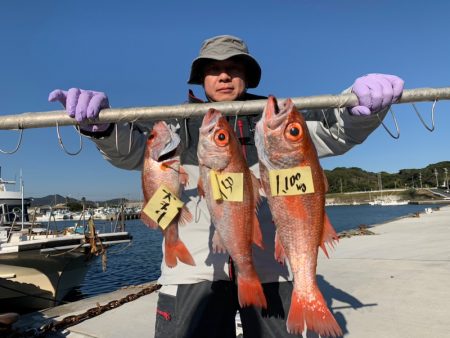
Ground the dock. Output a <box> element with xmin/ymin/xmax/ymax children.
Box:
<box><xmin>8</xmin><ymin>206</ymin><xmax>450</xmax><ymax>337</ymax></box>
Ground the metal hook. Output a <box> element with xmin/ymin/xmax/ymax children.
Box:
<box><xmin>377</xmin><ymin>107</ymin><xmax>400</xmax><ymax>139</ymax></box>
<box><xmin>0</xmin><ymin>128</ymin><xmax>23</xmax><ymax>154</ymax></box>
<box><xmin>412</xmin><ymin>100</ymin><xmax>436</xmax><ymax>132</ymax></box>
<box><xmin>56</xmin><ymin>121</ymin><xmax>83</xmax><ymax>155</ymax></box>
<box><xmin>233</xmin><ymin>101</ymin><xmax>246</xmax><ymax>132</ymax></box>
<box><xmin>321</xmin><ymin>108</ymin><xmax>342</xmax><ymax>142</ymax></box>
<box><xmin>115</xmin><ymin>122</ymin><xmax>134</xmax><ymax>156</ymax></box>
<box><xmin>194</xmin><ymin>196</ymin><xmax>202</xmax><ymax>223</ymax></box>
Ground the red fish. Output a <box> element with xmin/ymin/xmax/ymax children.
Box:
<box><xmin>197</xmin><ymin>108</ymin><xmax>267</xmax><ymax>309</ymax></box>
<box><xmin>254</xmin><ymin>96</ymin><xmax>341</xmax><ymax>336</ymax></box>
<box><xmin>141</xmin><ymin>121</ymin><xmax>195</xmax><ymax>268</ymax></box>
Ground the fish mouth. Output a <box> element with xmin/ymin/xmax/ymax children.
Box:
<box><xmin>158</xmin><ymin>147</ymin><xmax>178</xmax><ymax>162</ymax></box>
<box><xmin>200</xmin><ymin>108</ymin><xmax>222</xmax><ymax>133</ymax></box>
<box><xmin>265</xmin><ymin>96</ymin><xmax>280</xmax><ymax>121</ymax></box>
<box><xmin>264</xmin><ymin>96</ymin><xmax>294</xmax><ymax>130</ymax></box>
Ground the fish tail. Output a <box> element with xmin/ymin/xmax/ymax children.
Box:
<box><xmin>237</xmin><ymin>275</ymin><xmax>267</xmax><ymax>309</ymax></box>
<box><xmin>164</xmin><ymin>239</ymin><xmax>196</xmax><ymax>268</ymax></box>
<box><xmin>287</xmin><ymin>289</ymin><xmax>342</xmax><ymax>337</ymax></box>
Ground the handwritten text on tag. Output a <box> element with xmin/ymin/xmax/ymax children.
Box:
<box><xmin>142</xmin><ymin>185</ymin><xmax>184</xmax><ymax>229</ymax></box>
<box><xmin>269</xmin><ymin>166</ymin><xmax>315</xmax><ymax>196</ymax></box>
<box><xmin>210</xmin><ymin>171</ymin><xmax>244</xmax><ymax>201</ymax></box>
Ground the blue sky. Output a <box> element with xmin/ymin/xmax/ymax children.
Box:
<box><xmin>0</xmin><ymin>1</ymin><xmax>449</xmax><ymax>201</ymax></box>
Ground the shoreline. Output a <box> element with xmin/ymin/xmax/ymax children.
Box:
<box><xmin>326</xmin><ymin>199</ymin><xmax>450</xmax><ymax>206</ymax></box>
<box><xmin>333</xmin><ymin>203</ymin><xmax>443</xmax><ymax>239</ymax></box>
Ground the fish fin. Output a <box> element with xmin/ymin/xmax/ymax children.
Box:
<box><xmin>258</xmin><ymin>164</ymin><xmax>270</xmax><ymax>197</ymax></box>
<box><xmin>212</xmin><ymin>229</ymin><xmax>227</xmax><ymax>254</ymax></box>
<box><xmin>258</xmin><ymin>186</ymin><xmax>267</xmax><ymax>198</ymax></box>
<box><xmin>320</xmin><ymin>213</ymin><xmax>339</xmax><ymax>258</ymax></box>
<box><xmin>250</xmin><ymin>171</ymin><xmax>262</xmax><ymax>210</ymax></box>
<box><xmin>140</xmin><ymin>211</ymin><xmax>159</xmax><ymax>229</ymax></box>
<box><xmin>252</xmin><ymin>216</ymin><xmax>264</xmax><ymax>249</ymax></box>
<box><xmin>179</xmin><ymin>165</ymin><xmax>189</xmax><ymax>187</ymax></box>
<box><xmin>178</xmin><ymin>206</ymin><xmax>192</xmax><ymax>226</ymax></box>
<box><xmin>197</xmin><ymin>178</ymin><xmax>205</xmax><ymax>198</ymax></box>
<box><xmin>287</xmin><ymin>289</ymin><xmax>342</xmax><ymax>337</ymax></box>
<box><xmin>165</xmin><ymin>238</ymin><xmax>196</xmax><ymax>268</ymax></box>
<box><xmin>274</xmin><ymin>230</ymin><xmax>286</xmax><ymax>265</ymax></box>
<box><xmin>249</xmin><ymin>172</ymin><xmax>264</xmax><ymax>249</ymax></box>
<box><xmin>237</xmin><ymin>275</ymin><xmax>267</xmax><ymax>309</ymax></box>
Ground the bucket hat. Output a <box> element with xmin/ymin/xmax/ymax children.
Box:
<box><xmin>188</xmin><ymin>35</ymin><xmax>261</xmax><ymax>88</ymax></box>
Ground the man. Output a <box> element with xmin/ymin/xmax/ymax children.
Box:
<box><xmin>49</xmin><ymin>35</ymin><xmax>403</xmax><ymax>337</ymax></box>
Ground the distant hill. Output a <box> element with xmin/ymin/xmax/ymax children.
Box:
<box><xmin>28</xmin><ymin>194</ymin><xmax>132</xmax><ymax>207</ymax></box>
<box><xmin>27</xmin><ymin>161</ymin><xmax>449</xmax><ymax>205</ymax></box>
<box><xmin>324</xmin><ymin>161</ymin><xmax>450</xmax><ymax>193</ymax></box>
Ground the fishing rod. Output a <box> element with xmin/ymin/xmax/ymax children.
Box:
<box><xmin>0</xmin><ymin>87</ymin><xmax>448</xmax><ymax>130</ymax></box>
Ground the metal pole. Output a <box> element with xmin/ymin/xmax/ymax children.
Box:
<box><xmin>444</xmin><ymin>168</ymin><xmax>449</xmax><ymax>191</ymax></box>
<box><xmin>0</xmin><ymin>87</ymin><xmax>449</xmax><ymax>130</ymax></box>
<box><xmin>434</xmin><ymin>168</ymin><xmax>439</xmax><ymax>188</ymax></box>
<box><xmin>20</xmin><ymin>170</ymin><xmax>24</xmax><ymax>228</ymax></box>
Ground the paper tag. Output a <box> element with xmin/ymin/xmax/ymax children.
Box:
<box><xmin>142</xmin><ymin>185</ymin><xmax>184</xmax><ymax>229</ymax></box>
<box><xmin>269</xmin><ymin>166</ymin><xmax>315</xmax><ymax>196</ymax></box>
<box><xmin>210</xmin><ymin>171</ymin><xmax>244</xmax><ymax>201</ymax></box>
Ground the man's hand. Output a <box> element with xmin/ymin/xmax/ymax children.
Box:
<box><xmin>48</xmin><ymin>88</ymin><xmax>110</xmax><ymax>132</ymax></box>
<box><xmin>350</xmin><ymin>74</ymin><xmax>404</xmax><ymax>116</ymax></box>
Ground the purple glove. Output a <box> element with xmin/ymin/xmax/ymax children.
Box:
<box><xmin>48</xmin><ymin>88</ymin><xmax>110</xmax><ymax>132</ymax></box>
<box><xmin>350</xmin><ymin>74</ymin><xmax>404</xmax><ymax>116</ymax></box>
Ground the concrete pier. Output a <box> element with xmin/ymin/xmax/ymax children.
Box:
<box><xmin>10</xmin><ymin>206</ymin><xmax>450</xmax><ymax>337</ymax></box>
<box><xmin>316</xmin><ymin>205</ymin><xmax>450</xmax><ymax>337</ymax></box>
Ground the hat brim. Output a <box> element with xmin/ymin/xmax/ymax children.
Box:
<box><xmin>188</xmin><ymin>54</ymin><xmax>261</xmax><ymax>89</ymax></box>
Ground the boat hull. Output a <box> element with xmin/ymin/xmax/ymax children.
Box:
<box><xmin>0</xmin><ymin>232</ymin><xmax>131</xmax><ymax>313</ymax></box>
<box><xmin>0</xmin><ymin>248</ymin><xmax>92</xmax><ymax>313</ymax></box>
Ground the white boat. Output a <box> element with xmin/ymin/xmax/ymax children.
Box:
<box><xmin>369</xmin><ymin>198</ymin><xmax>409</xmax><ymax>206</ymax></box>
<box><xmin>34</xmin><ymin>208</ymin><xmax>74</xmax><ymax>222</ymax></box>
<box><xmin>369</xmin><ymin>173</ymin><xmax>409</xmax><ymax>206</ymax></box>
<box><xmin>379</xmin><ymin>199</ymin><xmax>409</xmax><ymax>206</ymax></box>
<box><xmin>91</xmin><ymin>207</ymin><xmax>117</xmax><ymax>221</ymax></box>
<box><xmin>0</xmin><ymin>174</ymin><xmax>132</xmax><ymax>313</ymax></box>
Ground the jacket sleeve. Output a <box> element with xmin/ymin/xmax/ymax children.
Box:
<box><xmin>86</xmin><ymin>122</ymin><xmax>151</xmax><ymax>171</ymax></box>
<box><xmin>306</xmin><ymin>88</ymin><xmax>389</xmax><ymax>158</ymax></box>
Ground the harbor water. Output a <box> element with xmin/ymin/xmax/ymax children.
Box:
<box><xmin>70</xmin><ymin>203</ymin><xmax>438</xmax><ymax>299</ymax></box>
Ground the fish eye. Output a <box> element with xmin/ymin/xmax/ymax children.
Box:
<box><xmin>214</xmin><ymin>129</ymin><xmax>229</xmax><ymax>147</ymax></box>
<box><xmin>285</xmin><ymin>122</ymin><xmax>303</xmax><ymax>141</ymax></box>
<box><xmin>289</xmin><ymin>127</ymin><xmax>299</xmax><ymax>136</ymax></box>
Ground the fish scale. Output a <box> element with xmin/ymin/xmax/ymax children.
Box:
<box><xmin>141</xmin><ymin>121</ymin><xmax>195</xmax><ymax>268</ymax></box>
<box><xmin>197</xmin><ymin>108</ymin><xmax>267</xmax><ymax>309</ymax></box>
<box><xmin>255</xmin><ymin>96</ymin><xmax>342</xmax><ymax>337</ymax></box>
